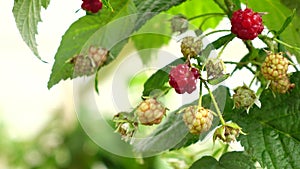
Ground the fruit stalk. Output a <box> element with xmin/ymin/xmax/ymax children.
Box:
<box><xmin>203</xmin><ymin>80</ymin><xmax>226</xmax><ymax>125</ymax></box>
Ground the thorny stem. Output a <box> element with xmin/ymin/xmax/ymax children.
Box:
<box><xmin>202</xmin><ymin>80</ymin><xmax>226</xmax><ymax>125</ymax></box>
<box><xmin>188</xmin><ymin>13</ymin><xmax>226</xmax><ymax>21</ymax></box>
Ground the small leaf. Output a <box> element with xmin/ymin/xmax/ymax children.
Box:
<box><xmin>276</xmin><ymin>9</ymin><xmax>296</xmax><ymax>36</ymax></box>
<box><xmin>227</xmin><ymin>71</ymin><xmax>300</xmax><ymax>169</ymax></box>
<box><xmin>207</xmin><ymin>73</ymin><xmax>230</xmax><ymax>85</ymax></box>
<box><xmin>190</xmin><ymin>152</ymin><xmax>255</xmax><ymax>169</ymax></box>
<box><xmin>13</xmin><ymin>0</ymin><xmax>50</xmax><ymax>60</ymax></box>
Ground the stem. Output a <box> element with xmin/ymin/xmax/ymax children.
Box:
<box><xmin>249</xmin><ymin>75</ymin><xmax>256</xmax><ymax>88</ymax></box>
<box><xmin>202</xmin><ymin>80</ymin><xmax>226</xmax><ymax>125</ymax></box>
<box><xmin>224</xmin><ymin>61</ymin><xmax>256</xmax><ymax>75</ymax></box>
<box><xmin>202</xmin><ymin>30</ymin><xmax>231</xmax><ymax>37</ymax></box>
<box><xmin>274</xmin><ymin>38</ymin><xmax>300</xmax><ymax>51</ymax></box>
<box><xmin>198</xmin><ymin>81</ymin><xmax>203</xmax><ymax>108</ymax></box>
<box><xmin>217</xmin><ymin>39</ymin><xmax>231</xmax><ymax>59</ymax></box>
<box><xmin>188</xmin><ymin>13</ymin><xmax>226</xmax><ymax>21</ymax></box>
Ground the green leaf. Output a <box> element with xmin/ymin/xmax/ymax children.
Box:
<box><xmin>142</xmin><ymin>58</ymin><xmax>184</xmax><ymax>97</ymax></box>
<box><xmin>13</xmin><ymin>0</ymin><xmax>50</xmax><ymax>60</ymax></box>
<box><xmin>276</xmin><ymin>9</ymin><xmax>296</xmax><ymax>35</ymax></box>
<box><xmin>131</xmin><ymin>14</ymin><xmax>172</xmax><ymax>64</ymax></box>
<box><xmin>47</xmin><ymin>0</ymin><xmax>136</xmax><ymax>89</ymax></box>
<box><xmin>280</xmin><ymin>0</ymin><xmax>300</xmax><ymax>17</ymax></box>
<box><xmin>134</xmin><ymin>0</ymin><xmax>187</xmax><ymax>30</ymax></box>
<box><xmin>102</xmin><ymin>0</ymin><xmax>114</xmax><ymax>11</ymax></box>
<box><xmin>167</xmin><ymin>0</ymin><xmax>224</xmax><ymax>31</ymax></box>
<box><xmin>242</xmin><ymin>0</ymin><xmax>300</xmax><ymax>61</ymax></box>
<box><xmin>135</xmin><ymin>86</ymin><xmax>232</xmax><ymax>156</ymax></box>
<box><xmin>227</xmin><ymin>72</ymin><xmax>300</xmax><ymax>169</ymax></box>
<box><xmin>48</xmin><ymin>0</ymin><xmax>189</xmax><ymax>89</ymax></box>
<box><xmin>189</xmin><ymin>152</ymin><xmax>256</xmax><ymax>169</ymax></box>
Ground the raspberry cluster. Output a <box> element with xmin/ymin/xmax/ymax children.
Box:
<box><xmin>181</xmin><ymin>36</ymin><xmax>202</xmax><ymax>58</ymax></box>
<box><xmin>135</xmin><ymin>98</ymin><xmax>166</xmax><ymax>125</ymax></box>
<box><xmin>231</xmin><ymin>8</ymin><xmax>264</xmax><ymax>40</ymax></box>
<box><xmin>182</xmin><ymin>106</ymin><xmax>214</xmax><ymax>135</ymax></box>
<box><xmin>81</xmin><ymin>0</ymin><xmax>103</xmax><ymax>13</ymax></box>
<box><xmin>261</xmin><ymin>52</ymin><xmax>294</xmax><ymax>93</ymax></box>
<box><xmin>169</xmin><ymin>64</ymin><xmax>200</xmax><ymax>94</ymax></box>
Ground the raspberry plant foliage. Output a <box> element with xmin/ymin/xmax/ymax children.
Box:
<box><xmin>12</xmin><ymin>0</ymin><xmax>300</xmax><ymax>168</ymax></box>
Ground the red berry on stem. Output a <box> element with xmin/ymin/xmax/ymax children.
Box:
<box><xmin>231</xmin><ymin>8</ymin><xmax>264</xmax><ymax>40</ymax></box>
<box><xmin>169</xmin><ymin>64</ymin><xmax>199</xmax><ymax>94</ymax></box>
<box><xmin>81</xmin><ymin>0</ymin><xmax>103</xmax><ymax>13</ymax></box>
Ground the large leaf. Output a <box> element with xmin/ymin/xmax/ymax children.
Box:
<box><xmin>134</xmin><ymin>86</ymin><xmax>232</xmax><ymax>156</ymax></box>
<box><xmin>189</xmin><ymin>151</ymin><xmax>255</xmax><ymax>169</ymax></box>
<box><xmin>226</xmin><ymin>72</ymin><xmax>300</xmax><ymax>169</ymax></box>
<box><xmin>280</xmin><ymin>0</ymin><xmax>300</xmax><ymax>17</ymax></box>
<box><xmin>133</xmin><ymin>0</ymin><xmax>187</xmax><ymax>30</ymax></box>
<box><xmin>13</xmin><ymin>0</ymin><xmax>50</xmax><ymax>60</ymax></box>
<box><xmin>47</xmin><ymin>0</ymin><xmax>136</xmax><ymax>89</ymax></box>
<box><xmin>167</xmin><ymin>0</ymin><xmax>224</xmax><ymax>31</ymax></box>
<box><xmin>243</xmin><ymin>0</ymin><xmax>300</xmax><ymax>61</ymax></box>
<box><xmin>131</xmin><ymin>13</ymin><xmax>172</xmax><ymax>64</ymax></box>
<box><xmin>48</xmin><ymin>0</ymin><xmax>189</xmax><ymax>89</ymax></box>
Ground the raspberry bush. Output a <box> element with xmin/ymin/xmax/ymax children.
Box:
<box><xmin>13</xmin><ymin>0</ymin><xmax>300</xmax><ymax>168</ymax></box>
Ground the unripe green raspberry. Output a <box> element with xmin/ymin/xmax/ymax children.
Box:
<box><xmin>170</xmin><ymin>14</ymin><xmax>188</xmax><ymax>33</ymax></box>
<box><xmin>181</xmin><ymin>36</ymin><xmax>202</xmax><ymax>58</ymax></box>
<box><xmin>213</xmin><ymin>122</ymin><xmax>245</xmax><ymax>143</ymax></box>
<box><xmin>233</xmin><ymin>85</ymin><xmax>258</xmax><ymax>111</ymax></box>
<box><xmin>270</xmin><ymin>76</ymin><xmax>295</xmax><ymax>94</ymax></box>
<box><xmin>136</xmin><ymin>98</ymin><xmax>166</xmax><ymax>125</ymax></box>
<box><xmin>69</xmin><ymin>46</ymin><xmax>108</xmax><ymax>77</ymax></box>
<box><xmin>182</xmin><ymin>106</ymin><xmax>214</xmax><ymax>135</ymax></box>
<box><xmin>206</xmin><ymin>58</ymin><xmax>226</xmax><ymax>79</ymax></box>
<box><xmin>261</xmin><ymin>52</ymin><xmax>289</xmax><ymax>80</ymax></box>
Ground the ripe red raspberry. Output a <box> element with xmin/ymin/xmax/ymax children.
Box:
<box><xmin>231</xmin><ymin>8</ymin><xmax>264</xmax><ymax>40</ymax></box>
<box><xmin>135</xmin><ymin>98</ymin><xmax>166</xmax><ymax>125</ymax></box>
<box><xmin>261</xmin><ymin>52</ymin><xmax>289</xmax><ymax>80</ymax></box>
<box><xmin>169</xmin><ymin>64</ymin><xmax>199</xmax><ymax>94</ymax></box>
<box><xmin>81</xmin><ymin>0</ymin><xmax>103</xmax><ymax>13</ymax></box>
<box><xmin>182</xmin><ymin>106</ymin><xmax>214</xmax><ymax>135</ymax></box>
